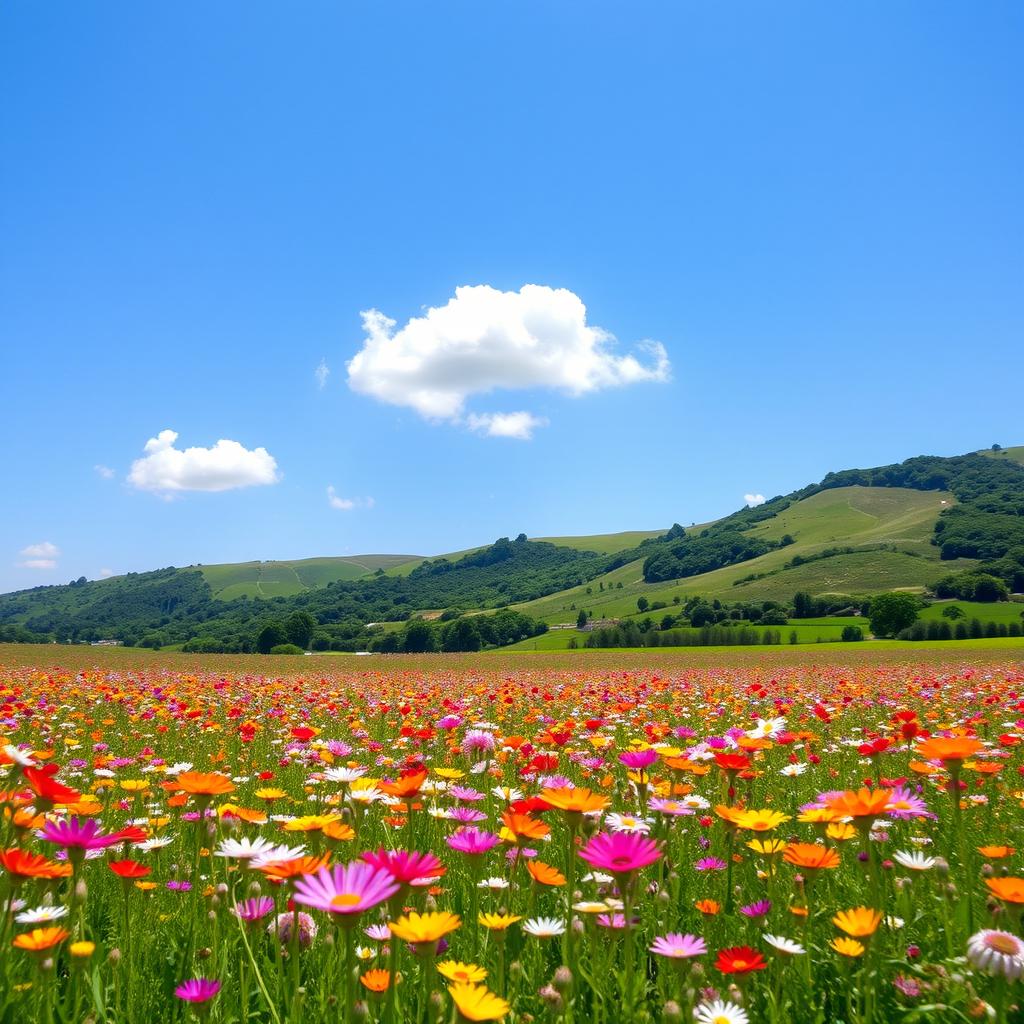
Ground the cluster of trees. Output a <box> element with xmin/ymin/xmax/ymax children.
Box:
<box><xmin>900</xmin><ymin>618</ymin><xmax>1023</xmax><ymax>641</ymax></box>
<box><xmin>583</xmin><ymin>623</ymin><xmax>783</xmax><ymax>648</ymax></box>
<box><xmin>642</xmin><ymin>526</ymin><xmax>794</xmax><ymax>584</ymax></box>
<box><xmin>932</xmin><ymin>571</ymin><xmax>1011</xmax><ymax>602</ymax></box>
<box><xmin>368</xmin><ymin>609</ymin><xmax>547</xmax><ymax>654</ymax></box>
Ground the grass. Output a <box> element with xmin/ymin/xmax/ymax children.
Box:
<box><xmin>511</xmin><ymin>485</ymin><xmax>974</xmax><ymax>623</ymax></box>
<box><xmin>918</xmin><ymin>599</ymin><xmax>1024</xmax><ymax>625</ymax></box>
<box><xmin>200</xmin><ymin>554</ymin><xmax>421</xmax><ymax>598</ymax></box>
<box><xmin>980</xmin><ymin>444</ymin><xmax>1024</xmax><ymax>465</ymax></box>
<box><xmin>533</xmin><ymin>529</ymin><xmax>666</xmax><ymax>553</ymax></box>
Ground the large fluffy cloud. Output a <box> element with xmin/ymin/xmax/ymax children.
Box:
<box><xmin>19</xmin><ymin>541</ymin><xmax>59</xmax><ymax>570</ymax></box>
<box><xmin>744</xmin><ymin>493</ymin><xmax>767</xmax><ymax>507</ymax></box>
<box><xmin>346</xmin><ymin>284</ymin><xmax>670</xmax><ymax>437</ymax></box>
<box><xmin>128</xmin><ymin>430</ymin><xmax>280</xmax><ymax>494</ymax></box>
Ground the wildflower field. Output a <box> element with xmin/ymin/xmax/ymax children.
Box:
<box><xmin>2</xmin><ymin>644</ymin><xmax>1024</xmax><ymax>1024</ymax></box>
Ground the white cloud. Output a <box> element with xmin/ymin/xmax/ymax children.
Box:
<box><xmin>327</xmin><ymin>486</ymin><xmax>374</xmax><ymax>511</ymax></box>
<box><xmin>744</xmin><ymin>493</ymin><xmax>767</xmax><ymax>507</ymax></box>
<box><xmin>98</xmin><ymin>568</ymin><xmax>114</xmax><ymax>578</ymax></box>
<box><xmin>466</xmin><ymin>411</ymin><xmax>548</xmax><ymax>440</ymax></box>
<box><xmin>18</xmin><ymin>541</ymin><xmax>59</xmax><ymax>570</ymax></box>
<box><xmin>315</xmin><ymin>358</ymin><xmax>330</xmax><ymax>389</ymax></box>
<box><xmin>127</xmin><ymin>429</ymin><xmax>281</xmax><ymax>494</ymax></box>
<box><xmin>346</xmin><ymin>284</ymin><xmax>670</xmax><ymax>436</ymax></box>
<box><xmin>94</xmin><ymin>464</ymin><xmax>115</xmax><ymax>480</ymax></box>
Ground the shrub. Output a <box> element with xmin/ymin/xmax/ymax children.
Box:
<box><xmin>269</xmin><ymin>643</ymin><xmax>305</xmax><ymax>655</ymax></box>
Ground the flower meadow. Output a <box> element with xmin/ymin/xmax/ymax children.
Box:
<box><xmin>2</xmin><ymin>654</ymin><xmax>1024</xmax><ymax>1023</ymax></box>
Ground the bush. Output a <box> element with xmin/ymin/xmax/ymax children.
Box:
<box><xmin>269</xmin><ymin>643</ymin><xmax>305</xmax><ymax>655</ymax></box>
<box><xmin>841</xmin><ymin>626</ymin><xmax>863</xmax><ymax>642</ymax></box>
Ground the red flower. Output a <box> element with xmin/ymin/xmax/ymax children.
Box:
<box><xmin>109</xmin><ymin>860</ymin><xmax>151</xmax><ymax>879</ymax></box>
<box><xmin>715</xmin><ymin>946</ymin><xmax>768</xmax><ymax>974</ymax></box>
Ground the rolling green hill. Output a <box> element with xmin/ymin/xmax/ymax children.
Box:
<box><xmin>1</xmin><ymin>446</ymin><xmax>1022</xmax><ymax>653</ymax></box>
<box><xmin>509</xmin><ymin>485</ymin><xmax>975</xmax><ymax>626</ymax></box>
<box><xmin>200</xmin><ymin>554</ymin><xmax>422</xmax><ymax>599</ymax></box>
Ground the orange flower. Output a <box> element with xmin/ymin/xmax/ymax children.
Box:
<box><xmin>379</xmin><ymin>771</ymin><xmax>427</xmax><ymax>798</ymax></box>
<box><xmin>259</xmin><ymin>855</ymin><xmax>331</xmax><ymax>883</ymax></box>
<box><xmin>915</xmin><ymin>736</ymin><xmax>983</xmax><ymax>763</ymax></box>
<box><xmin>540</xmin><ymin>787</ymin><xmax>610</xmax><ymax>815</ymax></box>
<box><xmin>0</xmin><ymin>848</ymin><xmax>72</xmax><ymax>881</ymax></box>
<box><xmin>323</xmin><ymin>820</ymin><xmax>356</xmax><ymax>842</ymax></box>
<box><xmin>979</xmin><ymin>846</ymin><xmax>1015</xmax><ymax>859</ymax></box>
<box><xmin>694</xmin><ymin>899</ymin><xmax>721</xmax><ymax>915</ymax></box>
<box><xmin>176</xmin><ymin>772</ymin><xmax>235</xmax><ymax>797</ymax></box>
<box><xmin>500</xmin><ymin>812</ymin><xmax>550</xmax><ymax>843</ymax></box>
<box><xmin>525</xmin><ymin>860</ymin><xmax>566</xmax><ymax>887</ymax></box>
<box><xmin>824</xmin><ymin>788</ymin><xmax>893</xmax><ymax>821</ymax></box>
<box><xmin>13</xmin><ymin>927</ymin><xmax>69</xmax><ymax>952</ymax></box>
<box><xmin>986</xmin><ymin>877</ymin><xmax>1024</xmax><ymax>904</ymax></box>
<box><xmin>832</xmin><ymin>907</ymin><xmax>882</xmax><ymax>937</ymax></box>
<box><xmin>360</xmin><ymin>969</ymin><xmax>392</xmax><ymax>993</ymax></box>
<box><xmin>783</xmin><ymin>843</ymin><xmax>841</xmax><ymax>871</ymax></box>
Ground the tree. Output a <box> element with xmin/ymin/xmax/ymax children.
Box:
<box><xmin>636</xmin><ymin>596</ymin><xmax>649</xmax><ymax>613</ymax></box>
<box><xmin>256</xmin><ymin>622</ymin><xmax>287</xmax><ymax>654</ymax></box>
<box><xmin>284</xmin><ymin>611</ymin><xmax>317</xmax><ymax>649</ymax></box>
<box><xmin>867</xmin><ymin>592</ymin><xmax>920</xmax><ymax>638</ymax></box>
<box><xmin>841</xmin><ymin>625</ymin><xmax>864</xmax><ymax>642</ymax></box>
<box><xmin>402</xmin><ymin>620</ymin><xmax>437</xmax><ymax>653</ymax></box>
<box><xmin>942</xmin><ymin>605</ymin><xmax>965</xmax><ymax>620</ymax></box>
<box><xmin>576</xmin><ymin>609</ymin><xmax>588</xmax><ymax>629</ymax></box>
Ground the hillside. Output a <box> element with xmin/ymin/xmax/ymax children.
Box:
<box><xmin>0</xmin><ymin>446</ymin><xmax>1021</xmax><ymax>652</ymax></box>
<box><xmin>200</xmin><ymin>554</ymin><xmax>422</xmax><ymax>599</ymax></box>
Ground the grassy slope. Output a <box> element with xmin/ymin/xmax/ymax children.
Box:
<box><xmin>510</xmin><ymin>485</ymin><xmax>976</xmax><ymax>625</ymax></box>
<box><xmin>200</xmin><ymin>554</ymin><xmax>422</xmax><ymax>599</ymax></box>
<box><xmin>981</xmin><ymin>446</ymin><xmax>1024</xmax><ymax>466</ymax></box>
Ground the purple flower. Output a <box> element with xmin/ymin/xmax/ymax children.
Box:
<box><xmin>650</xmin><ymin>933</ymin><xmax>707</xmax><ymax>958</ymax></box>
<box><xmin>447</xmin><ymin>827</ymin><xmax>500</xmax><ymax>856</ymax></box>
<box><xmin>175</xmin><ymin>978</ymin><xmax>221</xmax><ymax>1003</ymax></box>
<box><xmin>694</xmin><ymin>857</ymin><xmax>727</xmax><ymax>872</ymax></box>
<box><xmin>740</xmin><ymin>900</ymin><xmax>772</xmax><ymax>919</ymax></box>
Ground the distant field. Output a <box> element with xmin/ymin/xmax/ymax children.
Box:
<box><xmin>201</xmin><ymin>554</ymin><xmax>421</xmax><ymax>599</ymax></box>
<box><xmin>3</xmin><ymin>640</ymin><xmax>1022</xmax><ymax>675</ymax></box>
<box><xmin>919</xmin><ymin>599</ymin><xmax>1024</xmax><ymax>625</ymax></box>
<box><xmin>534</xmin><ymin>530</ymin><xmax>666</xmax><ymax>553</ymax></box>
<box><xmin>512</xmin><ymin>485</ymin><xmax>973</xmax><ymax>623</ymax></box>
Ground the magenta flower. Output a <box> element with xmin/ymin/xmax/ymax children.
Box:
<box><xmin>362</xmin><ymin>849</ymin><xmax>445</xmax><ymax>886</ymax></box>
<box><xmin>175</xmin><ymin>978</ymin><xmax>221</xmax><ymax>1003</ymax></box>
<box><xmin>40</xmin><ymin>817</ymin><xmax>122</xmax><ymax>851</ymax></box>
<box><xmin>233</xmin><ymin>897</ymin><xmax>275</xmax><ymax>924</ymax></box>
<box><xmin>740</xmin><ymin>899</ymin><xmax>772</xmax><ymax>919</ymax></box>
<box><xmin>293</xmin><ymin>861</ymin><xmax>400</xmax><ymax>917</ymax></box>
<box><xmin>650</xmin><ymin>933</ymin><xmax>708</xmax><ymax>959</ymax></box>
<box><xmin>578</xmin><ymin>831</ymin><xmax>662</xmax><ymax>876</ymax></box>
<box><xmin>449</xmin><ymin>807</ymin><xmax>488</xmax><ymax>824</ymax></box>
<box><xmin>447</xmin><ymin>827</ymin><xmax>500</xmax><ymax>856</ymax></box>
<box><xmin>449</xmin><ymin>786</ymin><xmax>485</xmax><ymax>803</ymax></box>
<box><xmin>618</xmin><ymin>749</ymin><xmax>659</xmax><ymax>770</ymax></box>
<box><xmin>695</xmin><ymin>857</ymin><xmax>727</xmax><ymax>872</ymax></box>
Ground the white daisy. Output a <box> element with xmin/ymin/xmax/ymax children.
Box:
<box><xmin>695</xmin><ymin>999</ymin><xmax>749</xmax><ymax>1024</ymax></box>
<box><xmin>214</xmin><ymin>836</ymin><xmax>281</xmax><ymax>861</ymax></box>
<box><xmin>3</xmin><ymin>745</ymin><xmax>36</xmax><ymax>768</ymax></box>
<box><xmin>893</xmin><ymin>850</ymin><xmax>935</xmax><ymax>872</ymax></box>
<box><xmin>763</xmin><ymin>934</ymin><xmax>805</xmax><ymax>956</ymax></box>
<box><xmin>138</xmin><ymin>835</ymin><xmax>175</xmax><ymax>852</ymax></box>
<box><xmin>523</xmin><ymin>917</ymin><xmax>566</xmax><ymax>938</ymax></box>
<box><xmin>491</xmin><ymin>786</ymin><xmax>524</xmax><ymax>803</ymax></box>
<box><xmin>477</xmin><ymin>877</ymin><xmax>510</xmax><ymax>890</ymax></box>
<box><xmin>967</xmin><ymin>929</ymin><xmax>1024</xmax><ymax>979</ymax></box>
<box><xmin>605</xmin><ymin>813</ymin><xmax>652</xmax><ymax>834</ymax></box>
<box><xmin>780</xmin><ymin>763</ymin><xmax>808</xmax><ymax>777</ymax></box>
<box><xmin>15</xmin><ymin>904</ymin><xmax>69</xmax><ymax>925</ymax></box>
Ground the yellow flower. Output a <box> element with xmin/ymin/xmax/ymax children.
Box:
<box><xmin>747</xmin><ymin>838</ymin><xmax>786</xmax><ymax>855</ymax></box>
<box><xmin>437</xmin><ymin>961</ymin><xmax>488</xmax><ymax>984</ymax></box>
<box><xmin>734</xmin><ymin>809</ymin><xmax>790</xmax><ymax>832</ymax></box>
<box><xmin>826</xmin><ymin>823</ymin><xmax>857</xmax><ymax>842</ymax></box>
<box><xmin>69</xmin><ymin>941</ymin><xmax>95</xmax><ymax>958</ymax></box>
<box><xmin>388</xmin><ymin>912</ymin><xmax>461</xmax><ymax>945</ymax></box>
<box><xmin>283</xmin><ymin>814</ymin><xmax>340</xmax><ymax>833</ymax></box>
<box><xmin>255</xmin><ymin>787</ymin><xmax>288</xmax><ymax>801</ymax></box>
<box><xmin>119</xmin><ymin>779</ymin><xmax>149</xmax><ymax>792</ymax></box>
<box><xmin>435</xmin><ymin>768</ymin><xmax>465</xmax><ymax>780</ymax></box>
<box><xmin>831</xmin><ymin>937</ymin><xmax>865</xmax><ymax>957</ymax></box>
<box><xmin>478</xmin><ymin>913</ymin><xmax>521</xmax><ymax>931</ymax></box>
<box><xmin>832</xmin><ymin>907</ymin><xmax>882</xmax><ymax>937</ymax></box>
<box><xmin>448</xmin><ymin>981</ymin><xmax>511</xmax><ymax>1021</ymax></box>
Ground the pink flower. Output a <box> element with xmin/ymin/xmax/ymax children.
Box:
<box><xmin>175</xmin><ymin>978</ymin><xmax>221</xmax><ymax>1003</ymax></box>
<box><xmin>447</xmin><ymin>827</ymin><xmax>500</xmax><ymax>856</ymax></box>
<box><xmin>618</xmin><ymin>749</ymin><xmax>659</xmax><ymax>770</ymax></box>
<box><xmin>578</xmin><ymin>831</ymin><xmax>662</xmax><ymax>876</ymax></box>
<box><xmin>40</xmin><ymin>817</ymin><xmax>123</xmax><ymax>851</ymax></box>
<box><xmin>293</xmin><ymin>861</ymin><xmax>399</xmax><ymax>917</ymax></box>
<box><xmin>650</xmin><ymin>933</ymin><xmax>708</xmax><ymax>958</ymax></box>
<box><xmin>362</xmin><ymin>849</ymin><xmax>445</xmax><ymax>886</ymax></box>
<box><xmin>233</xmin><ymin>897</ymin><xmax>275</xmax><ymax>924</ymax></box>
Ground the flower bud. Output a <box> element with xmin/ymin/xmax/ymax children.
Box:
<box><xmin>553</xmin><ymin>966</ymin><xmax>573</xmax><ymax>993</ymax></box>
<box><xmin>662</xmin><ymin>1001</ymin><xmax>684</xmax><ymax>1024</ymax></box>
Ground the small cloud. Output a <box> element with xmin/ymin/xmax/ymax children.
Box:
<box><xmin>94</xmin><ymin>464</ymin><xmax>115</xmax><ymax>480</ymax></box>
<box><xmin>744</xmin><ymin>493</ymin><xmax>767</xmax><ymax>507</ymax></box>
<box><xmin>346</xmin><ymin>284</ymin><xmax>670</xmax><ymax>435</ymax></box>
<box><xmin>315</xmin><ymin>358</ymin><xmax>330</xmax><ymax>389</ymax></box>
<box><xmin>98</xmin><ymin>568</ymin><xmax>115</xmax><ymax>578</ymax></box>
<box><xmin>19</xmin><ymin>541</ymin><xmax>59</xmax><ymax>570</ymax></box>
<box><xmin>327</xmin><ymin>486</ymin><xmax>374</xmax><ymax>511</ymax></box>
<box><xmin>128</xmin><ymin>429</ymin><xmax>280</xmax><ymax>494</ymax></box>
<box><xmin>466</xmin><ymin>411</ymin><xmax>547</xmax><ymax>440</ymax></box>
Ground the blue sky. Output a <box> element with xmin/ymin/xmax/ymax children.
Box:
<box><xmin>1</xmin><ymin>2</ymin><xmax>1021</xmax><ymax>594</ymax></box>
